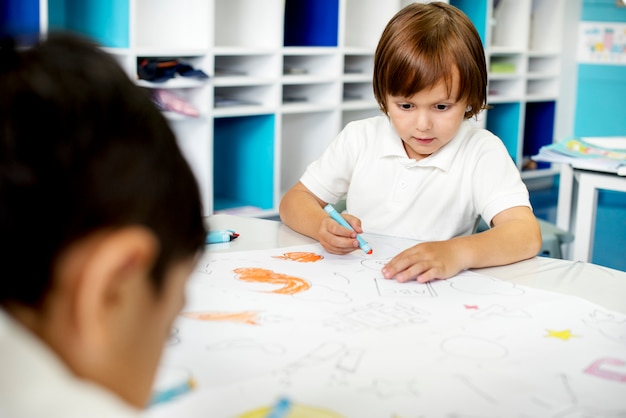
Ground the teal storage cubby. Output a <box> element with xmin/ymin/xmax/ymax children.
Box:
<box><xmin>213</xmin><ymin>115</ymin><xmax>275</xmax><ymax>212</ymax></box>
<box><xmin>283</xmin><ymin>0</ymin><xmax>339</xmax><ymax>47</ymax></box>
<box><xmin>450</xmin><ymin>0</ymin><xmax>488</xmax><ymax>45</ymax></box>
<box><xmin>486</xmin><ymin>102</ymin><xmax>521</xmax><ymax>164</ymax></box>
<box><xmin>593</xmin><ymin>190</ymin><xmax>626</xmax><ymax>271</ymax></box>
<box><xmin>575</xmin><ymin>64</ymin><xmax>626</xmax><ymax>136</ymax></box>
<box><xmin>582</xmin><ymin>0</ymin><xmax>626</xmax><ymax>22</ymax></box>
<box><xmin>523</xmin><ymin>101</ymin><xmax>556</xmax><ymax>169</ymax></box>
<box><xmin>48</xmin><ymin>0</ymin><xmax>129</xmax><ymax>48</ymax></box>
<box><xmin>0</xmin><ymin>0</ymin><xmax>39</xmax><ymax>39</ymax></box>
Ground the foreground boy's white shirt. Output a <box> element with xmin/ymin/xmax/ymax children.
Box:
<box><xmin>0</xmin><ymin>309</ymin><xmax>141</xmax><ymax>418</ymax></box>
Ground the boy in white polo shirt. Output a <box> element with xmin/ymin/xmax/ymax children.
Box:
<box><xmin>0</xmin><ymin>34</ymin><xmax>206</xmax><ymax>417</ymax></box>
<box><xmin>279</xmin><ymin>2</ymin><xmax>541</xmax><ymax>283</ymax></box>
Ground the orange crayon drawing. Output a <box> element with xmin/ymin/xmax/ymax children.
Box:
<box><xmin>234</xmin><ymin>267</ymin><xmax>311</xmax><ymax>295</ymax></box>
<box><xmin>272</xmin><ymin>251</ymin><xmax>324</xmax><ymax>263</ymax></box>
<box><xmin>182</xmin><ymin>311</ymin><xmax>261</xmax><ymax>325</ymax></box>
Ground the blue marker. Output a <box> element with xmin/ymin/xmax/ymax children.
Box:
<box><xmin>206</xmin><ymin>229</ymin><xmax>239</xmax><ymax>244</ymax></box>
<box><xmin>265</xmin><ymin>397</ymin><xmax>291</xmax><ymax>418</ymax></box>
<box><xmin>324</xmin><ymin>203</ymin><xmax>373</xmax><ymax>254</ymax></box>
<box><xmin>149</xmin><ymin>377</ymin><xmax>196</xmax><ymax>406</ymax></box>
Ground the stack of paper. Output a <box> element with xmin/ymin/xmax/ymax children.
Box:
<box><xmin>532</xmin><ymin>137</ymin><xmax>626</xmax><ymax>176</ymax></box>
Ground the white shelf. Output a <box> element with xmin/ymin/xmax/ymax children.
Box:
<box><xmin>479</xmin><ymin>0</ymin><xmax>565</xmax><ymax>174</ymax></box>
<box><xmin>136</xmin><ymin>78</ymin><xmax>207</xmax><ymax>89</ymax></box>
<box><xmin>39</xmin><ymin>0</ymin><xmax>566</xmax><ymax>215</ymax></box>
<box><xmin>213</xmin><ymin>47</ymin><xmax>278</xmax><ymax>56</ymax></box>
<box><xmin>213</xmin><ymin>106</ymin><xmax>277</xmax><ymax>118</ymax></box>
<box><xmin>213</xmin><ymin>77</ymin><xmax>276</xmax><ymax>87</ymax></box>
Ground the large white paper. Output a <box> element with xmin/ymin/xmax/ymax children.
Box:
<box><xmin>147</xmin><ymin>234</ymin><xmax>626</xmax><ymax>418</ymax></box>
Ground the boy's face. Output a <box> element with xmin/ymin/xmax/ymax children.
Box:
<box><xmin>385</xmin><ymin>71</ymin><xmax>468</xmax><ymax>161</ymax></box>
<box><xmin>110</xmin><ymin>256</ymin><xmax>197</xmax><ymax>406</ymax></box>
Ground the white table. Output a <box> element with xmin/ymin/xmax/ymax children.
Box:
<box><xmin>208</xmin><ymin>214</ymin><xmax>626</xmax><ymax>315</ymax></box>
<box><xmin>147</xmin><ymin>215</ymin><xmax>626</xmax><ymax>418</ymax></box>
<box><xmin>557</xmin><ymin>164</ymin><xmax>626</xmax><ymax>262</ymax></box>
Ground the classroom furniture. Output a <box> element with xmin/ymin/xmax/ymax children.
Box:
<box><xmin>557</xmin><ymin>164</ymin><xmax>626</xmax><ymax>262</ymax></box>
<box><xmin>475</xmin><ymin>217</ymin><xmax>573</xmax><ymax>259</ymax></box>
<box><xmin>7</xmin><ymin>0</ymin><xmax>569</xmax><ymax>217</ymax></box>
<box><xmin>145</xmin><ymin>214</ymin><xmax>626</xmax><ymax>416</ymax></box>
<box><xmin>338</xmin><ymin>197</ymin><xmax>573</xmax><ymax>259</ymax></box>
<box><xmin>207</xmin><ymin>214</ymin><xmax>626</xmax><ymax>314</ymax></box>
<box><xmin>534</xmin><ymin>218</ymin><xmax>575</xmax><ymax>259</ymax></box>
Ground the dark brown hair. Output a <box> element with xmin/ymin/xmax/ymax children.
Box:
<box><xmin>373</xmin><ymin>2</ymin><xmax>487</xmax><ymax>119</ymax></box>
<box><xmin>0</xmin><ymin>33</ymin><xmax>207</xmax><ymax>307</ymax></box>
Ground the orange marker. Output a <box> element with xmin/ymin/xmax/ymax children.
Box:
<box><xmin>324</xmin><ymin>203</ymin><xmax>373</xmax><ymax>254</ymax></box>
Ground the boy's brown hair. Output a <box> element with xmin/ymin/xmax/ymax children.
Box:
<box><xmin>0</xmin><ymin>33</ymin><xmax>207</xmax><ymax>308</ymax></box>
<box><xmin>373</xmin><ymin>2</ymin><xmax>487</xmax><ymax>119</ymax></box>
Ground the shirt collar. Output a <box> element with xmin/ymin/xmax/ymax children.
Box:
<box><xmin>381</xmin><ymin>119</ymin><xmax>471</xmax><ymax>171</ymax></box>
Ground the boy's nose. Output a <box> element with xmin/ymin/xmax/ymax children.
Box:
<box><xmin>414</xmin><ymin>111</ymin><xmax>432</xmax><ymax>132</ymax></box>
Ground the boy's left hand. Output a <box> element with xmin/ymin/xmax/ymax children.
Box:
<box><xmin>381</xmin><ymin>241</ymin><xmax>463</xmax><ymax>283</ymax></box>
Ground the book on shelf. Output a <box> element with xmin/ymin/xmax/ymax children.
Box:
<box><xmin>532</xmin><ymin>137</ymin><xmax>626</xmax><ymax>176</ymax></box>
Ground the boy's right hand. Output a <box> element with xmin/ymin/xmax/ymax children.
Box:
<box><xmin>318</xmin><ymin>214</ymin><xmax>363</xmax><ymax>254</ymax></box>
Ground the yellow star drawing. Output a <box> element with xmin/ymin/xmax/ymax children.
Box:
<box><xmin>545</xmin><ymin>329</ymin><xmax>577</xmax><ymax>341</ymax></box>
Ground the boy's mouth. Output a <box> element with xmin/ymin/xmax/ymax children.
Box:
<box><xmin>414</xmin><ymin>136</ymin><xmax>435</xmax><ymax>144</ymax></box>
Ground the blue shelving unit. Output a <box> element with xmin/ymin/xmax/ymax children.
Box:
<box><xmin>283</xmin><ymin>0</ymin><xmax>339</xmax><ymax>47</ymax></box>
<box><xmin>213</xmin><ymin>115</ymin><xmax>275</xmax><ymax>212</ymax></box>
<box><xmin>575</xmin><ymin>0</ymin><xmax>626</xmax><ymax>271</ymax></box>
<box><xmin>486</xmin><ymin>103</ymin><xmax>521</xmax><ymax>164</ymax></box>
<box><xmin>575</xmin><ymin>65</ymin><xmax>625</xmax><ymax>137</ymax></box>
<box><xmin>48</xmin><ymin>0</ymin><xmax>129</xmax><ymax>48</ymax></box>
<box><xmin>450</xmin><ymin>0</ymin><xmax>488</xmax><ymax>46</ymax></box>
<box><xmin>524</xmin><ymin>101</ymin><xmax>556</xmax><ymax>169</ymax></box>
<box><xmin>0</xmin><ymin>0</ymin><xmax>39</xmax><ymax>40</ymax></box>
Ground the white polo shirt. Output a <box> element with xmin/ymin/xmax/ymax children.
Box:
<box><xmin>0</xmin><ymin>309</ymin><xmax>143</xmax><ymax>418</ymax></box>
<box><xmin>300</xmin><ymin>116</ymin><xmax>531</xmax><ymax>241</ymax></box>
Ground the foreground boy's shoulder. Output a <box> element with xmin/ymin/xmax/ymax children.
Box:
<box><xmin>0</xmin><ymin>310</ymin><xmax>140</xmax><ymax>418</ymax></box>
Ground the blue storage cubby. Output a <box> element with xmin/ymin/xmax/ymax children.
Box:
<box><xmin>486</xmin><ymin>102</ymin><xmax>522</xmax><ymax>164</ymax></box>
<box><xmin>450</xmin><ymin>0</ymin><xmax>488</xmax><ymax>45</ymax></box>
<box><xmin>593</xmin><ymin>190</ymin><xmax>626</xmax><ymax>271</ymax></box>
<box><xmin>213</xmin><ymin>115</ymin><xmax>275</xmax><ymax>212</ymax></box>
<box><xmin>283</xmin><ymin>0</ymin><xmax>339</xmax><ymax>47</ymax></box>
<box><xmin>575</xmin><ymin>65</ymin><xmax>626</xmax><ymax>136</ymax></box>
<box><xmin>523</xmin><ymin>101</ymin><xmax>556</xmax><ymax>169</ymax></box>
<box><xmin>0</xmin><ymin>0</ymin><xmax>39</xmax><ymax>40</ymax></box>
<box><xmin>48</xmin><ymin>0</ymin><xmax>129</xmax><ymax>48</ymax></box>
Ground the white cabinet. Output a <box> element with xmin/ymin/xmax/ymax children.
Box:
<box><xmin>13</xmin><ymin>0</ymin><xmax>565</xmax><ymax>216</ymax></box>
<box><xmin>42</xmin><ymin>0</ymin><xmax>215</xmax><ymax>214</ymax></box>
<box><xmin>456</xmin><ymin>0</ymin><xmax>565</xmax><ymax>179</ymax></box>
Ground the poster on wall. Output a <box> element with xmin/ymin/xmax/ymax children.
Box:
<box><xmin>578</xmin><ymin>22</ymin><xmax>626</xmax><ymax>64</ymax></box>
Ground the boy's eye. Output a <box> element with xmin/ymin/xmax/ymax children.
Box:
<box><xmin>435</xmin><ymin>104</ymin><xmax>449</xmax><ymax>111</ymax></box>
<box><xmin>399</xmin><ymin>103</ymin><xmax>413</xmax><ymax>110</ymax></box>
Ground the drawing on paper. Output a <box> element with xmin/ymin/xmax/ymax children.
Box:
<box><xmin>147</xmin><ymin>239</ymin><xmax>626</xmax><ymax>418</ymax></box>
<box><xmin>272</xmin><ymin>251</ymin><xmax>324</xmax><ymax>262</ymax></box>
<box><xmin>324</xmin><ymin>302</ymin><xmax>430</xmax><ymax>333</ymax></box>
<box><xmin>545</xmin><ymin>329</ymin><xmax>577</xmax><ymax>341</ymax></box>
<box><xmin>584</xmin><ymin>357</ymin><xmax>626</xmax><ymax>382</ymax></box>
<box><xmin>440</xmin><ymin>336</ymin><xmax>509</xmax><ymax>360</ymax></box>
<box><xmin>583</xmin><ymin>309</ymin><xmax>626</xmax><ymax>344</ymax></box>
<box><xmin>358</xmin><ymin>378</ymin><xmax>420</xmax><ymax>399</ymax></box>
<box><xmin>182</xmin><ymin>310</ymin><xmax>262</xmax><ymax>325</ymax></box>
<box><xmin>206</xmin><ymin>338</ymin><xmax>286</xmax><ymax>356</ymax></box>
<box><xmin>239</xmin><ymin>402</ymin><xmax>344</xmax><ymax>418</ymax></box>
<box><xmin>233</xmin><ymin>267</ymin><xmax>311</xmax><ymax>295</ymax></box>
<box><xmin>469</xmin><ymin>304</ymin><xmax>532</xmax><ymax>320</ymax></box>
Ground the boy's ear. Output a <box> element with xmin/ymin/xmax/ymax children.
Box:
<box><xmin>69</xmin><ymin>226</ymin><xmax>159</xmax><ymax>346</ymax></box>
